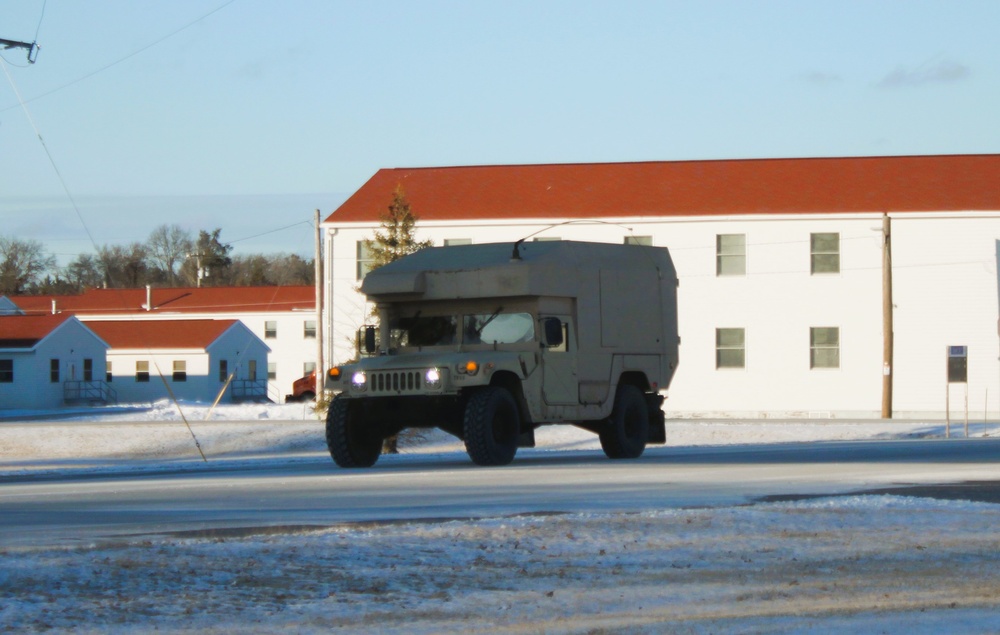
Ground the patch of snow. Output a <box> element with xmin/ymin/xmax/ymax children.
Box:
<box><xmin>2</xmin><ymin>497</ymin><xmax>999</xmax><ymax>633</ymax></box>
<box><xmin>2</xmin><ymin>404</ymin><xmax>999</xmax><ymax>631</ymax></box>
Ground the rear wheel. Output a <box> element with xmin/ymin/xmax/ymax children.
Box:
<box><xmin>326</xmin><ymin>396</ymin><xmax>383</xmax><ymax>468</ymax></box>
<box><xmin>599</xmin><ymin>384</ymin><xmax>649</xmax><ymax>459</ymax></box>
<box><xmin>464</xmin><ymin>387</ymin><xmax>520</xmax><ymax>466</ymax></box>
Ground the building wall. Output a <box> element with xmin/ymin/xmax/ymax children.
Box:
<box><xmin>80</xmin><ymin>312</ymin><xmax>313</xmax><ymax>403</ymax></box>
<box><xmin>0</xmin><ymin>320</ymin><xmax>108</xmax><ymax>410</ymax></box>
<box><xmin>106</xmin><ymin>326</ymin><xmax>269</xmax><ymax>404</ymax></box>
<box><xmin>323</xmin><ymin>211</ymin><xmax>1000</xmax><ymax>419</ymax></box>
<box><xmin>891</xmin><ymin>213</ymin><xmax>1000</xmax><ymax>419</ymax></box>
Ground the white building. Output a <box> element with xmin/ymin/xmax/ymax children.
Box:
<box><xmin>11</xmin><ymin>286</ymin><xmax>317</xmax><ymax>403</ymax></box>
<box><xmin>85</xmin><ymin>319</ymin><xmax>269</xmax><ymax>404</ymax></box>
<box><xmin>321</xmin><ymin>154</ymin><xmax>1000</xmax><ymax>420</ymax></box>
<box><xmin>0</xmin><ymin>314</ymin><xmax>110</xmax><ymax>410</ymax></box>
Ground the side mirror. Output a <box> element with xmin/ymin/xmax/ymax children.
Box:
<box><xmin>542</xmin><ymin>317</ymin><xmax>563</xmax><ymax>348</ymax></box>
<box><xmin>364</xmin><ymin>325</ymin><xmax>377</xmax><ymax>354</ymax></box>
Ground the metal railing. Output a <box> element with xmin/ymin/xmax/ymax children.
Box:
<box><xmin>230</xmin><ymin>379</ymin><xmax>270</xmax><ymax>402</ymax></box>
<box><xmin>64</xmin><ymin>380</ymin><xmax>118</xmax><ymax>404</ymax></box>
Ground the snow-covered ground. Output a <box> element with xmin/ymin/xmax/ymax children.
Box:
<box><xmin>1</xmin><ymin>399</ymin><xmax>993</xmax><ymax>476</ymax></box>
<box><xmin>2</xmin><ymin>403</ymin><xmax>999</xmax><ymax>633</ymax></box>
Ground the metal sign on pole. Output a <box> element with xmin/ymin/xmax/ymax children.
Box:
<box><xmin>947</xmin><ymin>345</ymin><xmax>968</xmax><ymax>439</ymax></box>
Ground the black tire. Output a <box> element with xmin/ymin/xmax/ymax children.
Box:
<box><xmin>326</xmin><ymin>396</ymin><xmax>382</xmax><ymax>468</ymax></box>
<box><xmin>599</xmin><ymin>384</ymin><xmax>649</xmax><ymax>459</ymax></box>
<box><xmin>463</xmin><ymin>387</ymin><xmax>520</xmax><ymax>466</ymax></box>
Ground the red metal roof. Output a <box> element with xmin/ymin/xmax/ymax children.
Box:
<box><xmin>325</xmin><ymin>155</ymin><xmax>1000</xmax><ymax>224</ymax></box>
<box><xmin>11</xmin><ymin>285</ymin><xmax>314</xmax><ymax>317</ymax></box>
<box><xmin>0</xmin><ymin>314</ymin><xmax>74</xmax><ymax>348</ymax></box>
<box><xmin>85</xmin><ymin>319</ymin><xmax>238</xmax><ymax>350</ymax></box>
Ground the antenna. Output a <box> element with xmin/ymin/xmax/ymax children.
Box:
<box><xmin>510</xmin><ymin>219</ymin><xmax>637</xmax><ymax>260</ymax></box>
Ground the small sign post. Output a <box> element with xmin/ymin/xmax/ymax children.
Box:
<box><xmin>947</xmin><ymin>346</ymin><xmax>968</xmax><ymax>438</ymax></box>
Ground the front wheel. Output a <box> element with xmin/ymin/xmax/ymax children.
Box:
<box><xmin>464</xmin><ymin>387</ymin><xmax>520</xmax><ymax>466</ymax></box>
<box><xmin>326</xmin><ymin>396</ymin><xmax>383</xmax><ymax>468</ymax></box>
<box><xmin>599</xmin><ymin>384</ymin><xmax>649</xmax><ymax>459</ymax></box>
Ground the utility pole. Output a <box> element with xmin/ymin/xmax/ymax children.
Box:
<box><xmin>315</xmin><ymin>210</ymin><xmax>324</xmax><ymax>399</ymax></box>
<box><xmin>882</xmin><ymin>213</ymin><xmax>894</xmax><ymax>418</ymax></box>
<box><xmin>0</xmin><ymin>37</ymin><xmax>39</xmax><ymax>63</ymax></box>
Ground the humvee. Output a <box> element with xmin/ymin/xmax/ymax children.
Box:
<box><xmin>324</xmin><ymin>240</ymin><xmax>679</xmax><ymax>467</ymax></box>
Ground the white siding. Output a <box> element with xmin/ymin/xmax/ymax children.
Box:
<box><xmin>323</xmin><ymin>211</ymin><xmax>1000</xmax><ymax>419</ymax></box>
<box><xmin>891</xmin><ymin>214</ymin><xmax>1000</xmax><ymax>418</ymax></box>
<box><xmin>0</xmin><ymin>319</ymin><xmax>108</xmax><ymax>410</ymax></box>
<box><xmin>80</xmin><ymin>311</ymin><xmax>309</xmax><ymax>403</ymax></box>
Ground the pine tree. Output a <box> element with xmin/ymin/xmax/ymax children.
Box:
<box><xmin>364</xmin><ymin>186</ymin><xmax>433</xmax><ymax>270</ymax></box>
<box><xmin>363</xmin><ymin>186</ymin><xmax>432</xmax><ymax>454</ymax></box>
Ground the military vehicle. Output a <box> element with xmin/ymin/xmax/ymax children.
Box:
<box><xmin>324</xmin><ymin>240</ymin><xmax>679</xmax><ymax>467</ymax></box>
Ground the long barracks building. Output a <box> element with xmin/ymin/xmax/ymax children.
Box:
<box><xmin>322</xmin><ymin>154</ymin><xmax>1000</xmax><ymax>420</ymax></box>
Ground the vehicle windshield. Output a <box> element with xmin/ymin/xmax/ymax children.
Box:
<box><xmin>387</xmin><ymin>309</ymin><xmax>536</xmax><ymax>348</ymax></box>
<box><xmin>463</xmin><ymin>312</ymin><xmax>535</xmax><ymax>345</ymax></box>
<box><xmin>389</xmin><ymin>315</ymin><xmax>458</xmax><ymax>347</ymax></box>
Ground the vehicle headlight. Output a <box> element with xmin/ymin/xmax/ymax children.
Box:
<box><xmin>351</xmin><ymin>371</ymin><xmax>367</xmax><ymax>392</ymax></box>
<box><xmin>425</xmin><ymin>368</ymin><xmax>442</xmax><ymax>389</ymax></box>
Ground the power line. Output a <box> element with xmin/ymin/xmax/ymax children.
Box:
<box><xmin>1</xmin><ymin>0</ymin><xmax>239</xmax><ymax>112</ymax></box>
<box><xmin>229</xmin><ymin>220</ymin><xmax>314</xmax><ymax>244</ymax></box>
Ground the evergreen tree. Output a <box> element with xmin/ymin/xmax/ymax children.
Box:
<box><xmin>363</xmin><ymin>187</ymin><xmax>432</xmax><ymax>453</ymax></box>
<box><xmin>363</xmin><ymin>186</ymin><xmax>432</xmax><ymax>271</ymax></box>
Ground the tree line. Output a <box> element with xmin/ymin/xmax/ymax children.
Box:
<box><xmin>1</xmin><ymin>224</ymin><xmax>314</xmax><ymax>296</ymax></box>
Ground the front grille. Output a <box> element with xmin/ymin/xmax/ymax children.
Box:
<box><xmin>370</xmin><ymin>370</ymin><xmax>423</xmax><ymax>394</ymax></box>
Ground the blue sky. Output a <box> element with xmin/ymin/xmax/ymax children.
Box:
<box><xmin>1</xmin><ymin>0</ymin><xmax>998</xmax><ymax>263</ymax></box>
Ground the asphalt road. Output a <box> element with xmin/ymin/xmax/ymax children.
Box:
<box><xmin>1</xmin><ymin>438</ymin><xmax>998</xmax><ymax>548</ymax></box>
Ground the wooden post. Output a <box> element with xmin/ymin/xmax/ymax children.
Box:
<box><xmin>315</xmin><ymin>209</ymin><xmax>324</xmax><ymax>400</ymax></box>
<box><xmin>882</xmin><ymin>213</ymin><xmax>894</xmax><ymax>419</ymax></box>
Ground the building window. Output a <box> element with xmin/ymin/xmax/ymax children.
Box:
<box><xmin>136</xmin><ymin>361</ymin><xmax>150</xmax><ymax>383</ymax></box>
<box><xmin>267</xmin><ymin>362</ymin><xmax>277</xmax><ymax>381</ymax></box>
<box><xmin>304</xmin><ymin>361</ymin><xmax>317</xmax><ymax>376</ymax></box>
<box><xmin>810</xmin><ymin>327</ymin><xmax>840</xmax><ymax>369</ymax></box>
<box><xmin>304</xmin><ymin>320</ymin><xmax>317</xmax><ymax>339</ymax></box>
<box><xmin>0</xmin><ymin>359</ymin><xmax>12</xmax><ymax>383</ymax></box>
<box><xmin>173</xmin><ymin>360</ymin><xmax>187</xmax><ymax>382</ymax></box>
<box><xmin>356</xmin><ymin>241</ymin><xmax>375</xmax><ymax>280</ymax></box>
<box><xmin>106</xmin><ymin>361</ymin><xmax>113</xmax><ymax>383</ymax></box>
<box><xmin>264</xmin><ymin>321</ymin><xmax>277</xmax><ymax>339</ymax></box>
<box><xmin>50</xmin><ymin>359</ymin><xmax>60</xmax><ymax>383</ymax></box>
<box><xmin>810</xmin><ymin>232</ymin><xmax>840</xmax><ymax>274</ymax></box>
<box><xmin>625</xmin><ymin>236</ymin><xmax>653</xmax><ymax>246</ymax></box>
<box><xmin>716</xmin><ymin>328</ymin><xmax>746</xmax><ymax>369</ymax></box>
<box><xmin>444</xmin><ymin>238</ymin><xmax>471</xmax><ymax>246</ymax></box>
<box><xmin>716</xmin><ymin>234</ymin><xmax>746</xmax><ymax>276</ymax></box>
<box><xmin>219</xmin><ymin>359</ymin><xmax>228</xmax><ymax>382</ymax></box>
<box><xmin>248</xmin><ymin>360</ymin><xmax>257</xmax><ymax>381</ymax></box>
<box><xmin>83</xmin><ymin>358</ymin><xmax>93</xmax><ymax>382</ymax></box>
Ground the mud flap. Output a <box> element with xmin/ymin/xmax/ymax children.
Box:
<box><xmin>517</xmin><ymin>427</ymin><xmax>536</xmax><ymax>448</ymax></box>
<box><xmin>647</xmin><ymin>394</ymin><xmax>666</xmax><ymax>445</ymax></box>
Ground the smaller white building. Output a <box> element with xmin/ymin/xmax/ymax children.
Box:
<box><xmin>0</xmin><ymin>314</ymin><xmax>110</xmax><ymax>410</ymax></box>
<box><xmin>85</xmin><ymin>320</ymin><xmax>270</xmax><ymax>404</ymax></box>
<box><xmin>11</xmin><ymin>286</ymin><xmax>316</xmax><ymax>403</ymax></box>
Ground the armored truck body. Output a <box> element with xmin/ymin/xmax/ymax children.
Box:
<box><xmin>325</xmin><ymin>240</ymin><xmax>679</xmax><ymax>467</ymax></box>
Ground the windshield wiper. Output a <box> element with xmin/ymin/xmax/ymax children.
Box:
<box><xmin>475</xmin><ymin>306</ymin><xmax>504</xmax><ymax>336</ymax></box>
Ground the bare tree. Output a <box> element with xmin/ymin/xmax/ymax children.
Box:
<box><xmin>146</xmin><ymin>224</ymin><xmax>193</xmax><ymax>286</ymax></box>
<box><xmin>64</xmin><ymin>253</ymin><xmax>103</xmax><ymax>291</ymax></box>
<box><xmin>0</xmin><ymin>235</ymin><xmax>56</xmax><ymax>295</ymax></box>
<box><xmin>269</xmin><ymin>253</ymin><xmax>313</xmax><ymax>285</ymax></box>
<box><xmin>97</xmin><ymin>243</ymin><xmax>149</xmax><ymax>288</ymax></box>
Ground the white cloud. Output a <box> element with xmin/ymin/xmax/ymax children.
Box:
<box><xmin>877</xmin><ymin>59</ymin><xmax>970</xmax><ymax>88</ymax></box>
